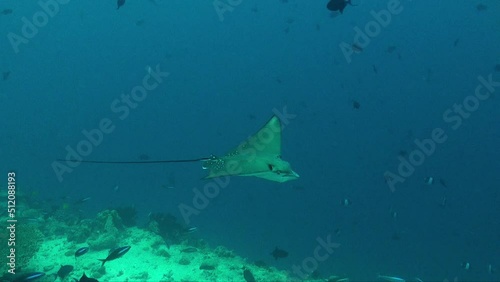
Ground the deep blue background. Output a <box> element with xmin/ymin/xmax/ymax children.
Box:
<box><xmin>1</xmin><ymin>0</ymin><xmax>499</xmax><ymax>281</ymax></box>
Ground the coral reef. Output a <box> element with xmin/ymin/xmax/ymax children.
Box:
<box><xmin>5</xmin><ymin>195</ymin><xmax>297</xmax><ymax>282</ymax></box>
<box><xmin>214</xmin><ymin>246</ymin><xmax>235</xmax><ymax>258</ymax></box>
<box><xmin>16</xmin><ymin>224</ymin><xmax>44</xmax><ymax>268</ymax></box>
<box><xmin>178</xmin><ymin>256</ymin><xmax>191</xmax><ymax>265</ymax></box>
<box><xmin>114</xmin><ymin>205</ymin><xmax>137</xmax><ymax>227</ymax></box>
<box><xmin>199</xmin><ymin>261</ymin><xmax>217</xmax><ymax>270</ymax></box>
<box><xmin>65</xmin><ymin>219</ymin><xmax>92</xmax><ymax>243</ymax></box>
<box><xmin>87</xmin><ymin>210</ymin><xmax>124</xmax><ymax>250</ymax></box>
<box><xmin>147</xmin><ymin>212</ymin><xmax>194</xmax><ymax>245</ymax></box>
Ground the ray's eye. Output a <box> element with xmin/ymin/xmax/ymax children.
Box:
<box><xmin>268</xmin><ymin>164</ymin><xmax>274</xmax><ymax>171</ymax></box>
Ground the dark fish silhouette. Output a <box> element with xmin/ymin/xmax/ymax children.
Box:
<box><xmin>1</xmin><ymin>9</ymin><xmax>13</xmax><ymax>15</ymax></box>
<box><xmin>74</xmin><ymin>197</ymin><xmax>91</xmax><ymax>205</ymax></box>
<box><xmin>117</xmin><ymin>0</ymin><xmax>125</xmax><ymax>9</ymax></box>
<box><xmin>180</xmin><ymin>247</ymin><xmax>198</xmax><ymax>253</ymax></box>
<box><xmin>243</xmin><ymin>267</ymin><xmax>256</xmax><ymax>282</ymax></box>
<box><xmin>476</xmin><ymin>4</ymin><xmax>487</xmax><ymax>11</ymax></box>
<box><xmin>270</xmin><ymin>247</ymin><xmax>289</xmax><ymax>260</ymax></box>
<box><xmin>75</xmin><ymin>247</ymin><xmax>89</xmax><ymax>257</ymax></box>
<box><xmin>327</xmin><ymin>0</ymin><xmax>354</xmax><ymax>13</ymax></box>
<box><xmin>351</xmin><ymin>43</ymin><xmax>363</xmax><ymax>53</ymax></box>
<box><xmin>352</xmin><ymin>100</ymin><xmax>360</xmax><ymax>109</ymax></box>
<box><xmin>77</xmin><ymin>273</ymin><xmax>99</xmax><ymax>282</ymax></box>
<box><xmin>98</xmin><ymin>246</ymin><xmax>131</xmax><ymax>266</ymax></box>
<box><xmin>57</xmin><ymin>265</ymin><xmax>74</xmax><ymax>279</ymax></box>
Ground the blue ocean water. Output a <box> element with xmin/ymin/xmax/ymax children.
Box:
<box><xmin>0</xmin><ymin>0</ymin><xmax>499</xmax><ymax>281</ymax></box>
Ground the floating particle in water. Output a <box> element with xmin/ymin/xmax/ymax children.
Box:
<box><xmin>440</xmin><ymin>197</ymin><xmax>447</xmax><ymax>207</ymax></box>
<box><xmin>439</xmin><ymin>178</ymin><xmax>447</xmax><ymax>187</ymax></box>
<box><xmin>424</xmin><ymin>176</ymin><xmax>434</xmax><ymax>185</ymax></box>
<box><xmin>391</xmin><ymin>232</ymin><xmax>401</xmax><ymax>240</ymax></box>
<box><xmin>391</xmin><ymin>211</ymin><xmax>398</xmax><ymax>218</ymax></box>
<box><xmin>136</xmin><ymin>19</ymin><xmax>144</xmax><ymax>26</ymax></box>
<box><xmin>341</xmin><ymin>198</ymin><xmax>351</xmax><ymax>206</ymax></box>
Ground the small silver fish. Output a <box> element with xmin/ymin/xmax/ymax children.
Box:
<box><xmin>180</xmin><ymin>247</ymin><xmax>197</xmax><ymax>253</ymax></box>
<box><xmin>377</xmin><ymin>275</ymin><xmax>405</xmax><ymax>282</ymax></box>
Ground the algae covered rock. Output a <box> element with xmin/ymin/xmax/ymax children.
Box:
<box><xmin>66</xmin><ymin>219</ymin><xmax>92</xmax><ymax>243</ymax></box>
<box><xmin>130</xmin><ymin>271</ymin><xmax>149</xmax><ymax>280</ymax></box>
<box><xmin>147</xmin><ymin>212</ymin><xmax>194</xmax><ymax>245</ymax></box>
<box><xmin>199</xmin><ymin>261</ymin><xmax>216</xmax><ymax>270</ymax></box>
<box><xmin>97</xmin><ymin>210</ymin><xmax>124</xmax><ymax>232</ymax></box>
<box><xmin>214</xmin><ymin>245</ymin><xmax>235</xmax><ymax>258</ymax></box>
<box><xmin>178</xmin><ymin>256</ymin><xmax>191</xmax><ymax>265</ymax></box>
<box><xmin>15</xmin><ymin>224</ymin><xmax>44</xmax><ymax>267</ymax></box>
<box><xmin>159</xmin><ymin>270</ymin><xmax>174</xmax><ymax>282</ymax></box>
<box><xmin>87</xmin><ymin>210</ymin><xmax>124</xmax><ymax>250</ymax></box>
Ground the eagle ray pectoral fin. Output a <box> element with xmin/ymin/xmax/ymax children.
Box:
<box><xmin>202</xmin><ymin>115</ymin><xmax>299</xmax><ymax>183</ymax></box>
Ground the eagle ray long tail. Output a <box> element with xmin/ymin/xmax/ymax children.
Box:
<box><xmin>56</xmin><ymin>157</ymin><xmax>212</xmax><ymax>164</ymax></box>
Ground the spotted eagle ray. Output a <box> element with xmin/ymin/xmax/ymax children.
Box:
<box><xmin>60</xmin><ymin>115</ymin><xmax>299</xmax><ymax>183</ymax></box>
<box><xmin>202</xmin><ymin>115</ymin><xmax>299</xmax><ymax>182</ymax></box>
